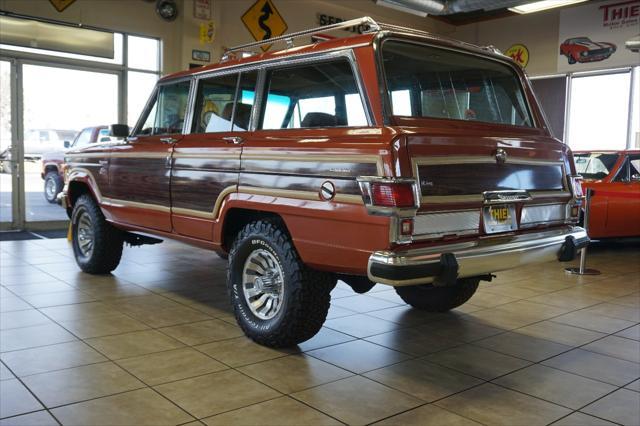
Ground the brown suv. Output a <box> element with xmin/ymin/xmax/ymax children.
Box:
<box><xmin>59</xmin><ymin>18</ymin><xmax>588</xmax><ymax>347</ymax></box>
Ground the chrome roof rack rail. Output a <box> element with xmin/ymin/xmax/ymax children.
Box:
<box><xmin>222</xmin><ymin>16</ymin><xmax>380</xmax><ymax>57</ymax></box>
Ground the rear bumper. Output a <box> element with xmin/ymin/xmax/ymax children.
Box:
<box><xmin>368</xmin><ymin>226</ymin><xmax>589</xmax><ymax>286</ymax></box>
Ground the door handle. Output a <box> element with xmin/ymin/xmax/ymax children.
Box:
<box><xmin>160</xmin><ymin>137</ymin><xmax>178</xmax><ymax>144</ymax></box>
<box><xmin>222</xmin><ymin>136</ymin><xmax>244</xmax><ymax>145</ymax></box>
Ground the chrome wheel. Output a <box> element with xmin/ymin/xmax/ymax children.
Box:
<box><xmin>242</xmin><ymin>249</ymin><xmax>284</xmax><ymax>320</ymax></box>
<box><xmin>76</xmin><ymin>211</ymin><xmax>94</xmax><ymax>258</ymax></box>
<box><xmin>45</xmin><ymin>177</ymin><xmax>57</xmax><ymax>200</ymax></box>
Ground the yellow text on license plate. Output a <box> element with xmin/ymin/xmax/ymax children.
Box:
<box><xmin>490</xmin><ymin>206</ymin><xmax>511</xmax><ymax>223</ymax></box>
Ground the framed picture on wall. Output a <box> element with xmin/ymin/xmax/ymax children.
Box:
<box><xmin>192</xmin><ymin>49</ymin><xmax>211</xmax><ymax>62</ymax></box>
<box><xmin>194</xmin><ymin>0</ymin><xmax>211</xmax><ymax>20</ymax></box>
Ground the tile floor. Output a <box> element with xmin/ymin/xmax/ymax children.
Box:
<box><xmin>0</xmin><ymin>237</ymin><xmax>638</xmax><ymax>426</ymax></box>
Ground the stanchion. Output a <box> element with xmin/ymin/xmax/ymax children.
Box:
<box><xmin>565</xmin><ymin>188</ymin><xmax>600</xmax><ymax>275</ymax></box>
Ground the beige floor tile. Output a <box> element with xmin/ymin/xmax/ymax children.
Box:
<box><xmin>364</xmin><ymin>359</ymin><xmax>482</xmax><ymax>402</ymax></box>
<box><xmin>424</xmin><ymin>344</ymin><xmax>531</xmax><ymax>380</ymax></box>
<box><xmin>365</xmin><ymin>305</ymin><xmax>444</xmax><ymax>326</ymax></box>
<box><xmin>292</xmin><ymin>375</ymin><xmax>422</xmax><ymax>425</ymax></box>
<box><xmin>582</xmin><ymin>388</ymin><xmax>640</xmax><ymax>426</ymax></box>
<box><xmin>552</xmin><ymin>412</ymin><xmax>618</xmax><ymax>426</ymax></box>
<box><xmin>324</xmin><ymin>313</ymin><xmax>401</xmax><ymax>338</ymax></box>
<box><xmin>625</xmin><ymin>378</ymin><xmax>640</xmax><ymax>392</ymax></box>
<box><xmin>117</xmin><ymin>347</ymin><xmax>227</xmax><ymax>386</ymax></box>
<box><xmin>330</xmin><ymin>295</ymin><xmax>400</xmax><ymax>313</ymax></box>
<box><xmin>297</xmin><ymin>327</ymin><xmax>356</xmax><ymax>352</ymax></box>
<box><xmin>463</xmin><ymin>291</ymin><xmax>518</xmax><ymax>308</ymax></box>
<box><xmin>495</xmin><ymin>300</ymin><xmax>571</xmax><ymax>320</ymax></box>
<box><xmin>375</xmin><ymin>404</ymin><xmax>482</xmax><ymax>426</ymax></box>
<box><xmin>616</xmin><ymin>324</ymin><xmax>640</xmax><ymax>341</ymax></box>
<box><xmin>610</xmin><ymin>293</ymin><xmax>640</xmax><ymax>308</ymax></box>
<box><xmin>58</xmin><ymin>312</ymin><xmax>150</xmax><ymax>339</ymax></box>
<box><xmin>39</xmin><ymin>301</ymin><xmax>119</xmax><ymax>322</ymax></box>
<box><xmin>126</xmin><ymin>305</ymin><xmax>213</xmax><ymax>328</ymax></box>
<box><xmin>0</xmin><ymin>296</ymin><xmax>32</xmax><ymax>313</ymax></box>
<box><xmin>239</xmin><ymin>354</ymin><xmax>352</xmax><ymax>394</ymax></box>
<box><xmin>202</xmin><ymin>396</ymin><xmax>341</xmax><ymax>426</ymax></box>
<box><xmin>0</xmin><ymin>310</ymin><xmax>51</xmax><ymax>330</ymax></box>
<box><xmin>365</xmin><ymin>327</ymin><xmax>462</xmax><ymax>356</ymax></box>
<box><xmin>326</xmin><ymin>304</ymin><xmax>357</xmax><ymax>320</ymax></box>
<box><xmin>418</xmin><ymin>318</ymin><xmax>506</xmax><ymax>342</ymax></box>
<box><xmin>584</xmin><ymin>302</ymin><xmax>640</xmax><ymax>322</ymax></box>
<box><xmin>0</xmin><ymin>341</ymin><xmax>106</xmax><ymax>377</ymax></box>
<box><xmin>551</xmin><ymin>310</ymin><xmax>636</xmax><ymax>334</ymax></box>
<box><xmin>160</xmin><ymin>319</ymin><xmax>243</xmax><ymax>345</ymax></box>
<box><xmin>583</xmin><ymin>335</ymin><xmax>640</xmax><ymax>363</ymax></box>
<box><xmin>85</xmin><ymin>329</ymin><xmax>185</xmax><ymax>359</ymax></box>
<box><xmin>474</xmin><ymin>331</ymin><xmax>571</xmax><ymax>362</ymax></box>
<box><xmin>307</xmin><ymin>340</ymin><xmax>410</xmax><ymax>373</ymax></box>
<box><xmin>0</xmin><ymin>379</ymin><xmax>43</xmax><ymax>419</ymax></box>
<box><xmin>527</xmin><ymin>291</ymin><xmax>603</xmax><ymax>310</ymax></box>
<box><xmin>196</xmin><ymin>336</ymin><xmax>292</xmax><ymax>367</ymax></box>
<box><xmin>21</xmin><ymin>361</ymin><xmax>144</xmax><ymax>408</ymax></box>
<box><xmin>0</xmin><ymin>323</ymin><xmax>77</xmax><ymax>352</ymax></box>
<box><xmin>494</xmin><ymin>364</ymin><xmax>616</xmax><ymax>409</ymax></box>
<box><xmin>462</xmin><ymin>306</ymin><xmax>543</xmax><ymax>330</ymax></box>
<box><xmin>4</xmin><ymin>282</ymin><xmax>75</xmax><ymax>296</ymax></box>
<box><xmin>542</xmin><ymin>349</ymin><xmax>640</xmax><ymax>386</ymax></box>
<box><xmin>0</xmin><ymin>410</ymin><xmax>58</xmax><ymax>426</ymax></box>
<box><xmin>154</xmin><ymin>369</ymin><xmax>280</xmax><ymax>419</ymax></box>
<box><xmin>482</xmin><ymin>285</ymin><xmax>544</xmax><ymax>299</ymax></box>
<box><xmin>516</xmin><ymin>321</ymin><xmax>606</xmax><ymax>346</ymax></box>
<box><xmin>435</xmin><ymin>383</ymin><xmax>571</xmax><ymax>426</ymax></box>
<box><xmin>0</xmin><ymin>363</ymin><xmax>14</xmax><ymax>381</ymax></box>
<box><xmin>51</xmin><ymin>388</ymin><xmax>194</xmax><ymax>425</ymax></box>
<box><xmin>18</xmin><ymin>291</ymin><xmax>97</xmax><ymax>308</ymax></box>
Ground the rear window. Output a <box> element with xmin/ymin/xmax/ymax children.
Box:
<box><xmin>574</xmin><ymin>153</ymin><xmax>619</xmax><ymax>179</ymax></box>
<box><xmin>382</xmin><ymin>41</ymin><xmax>533</xmax><ymax>127</ymax></box>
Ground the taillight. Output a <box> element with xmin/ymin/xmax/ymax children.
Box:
<box><xmin>568</xmin><ymin>175</ymin><xmax>584</xmax><ymax>199</ymax></box>
<box><xmin>370</xmin><ymin>182</ymin><xmax>415</xmax><ymax>208</ymax></box>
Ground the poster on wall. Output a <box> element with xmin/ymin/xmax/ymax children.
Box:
<box><xmin>558</xmin><ymin>0</ymin><xmax>640</xmax><ymax>73</ymax></box>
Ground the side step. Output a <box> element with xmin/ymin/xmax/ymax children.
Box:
<box><xmin>123</xmin><ymin>232</ymin><xmax>163</xmax><ymax>247</ymax></box>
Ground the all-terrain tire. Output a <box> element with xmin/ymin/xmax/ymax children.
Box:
<box><xmin>227</xmin><ymin>219</ymin><xmax>334</xmax><ymax>348</ymax></box>
<box><xmin>71</xmin><ymin>194</ymin><xmax>124</xmax><ymax>274</ymax></box>
<box><xmin>44</xmin><ymin>171</ymin><xmax>63</xmax><ymax>203</ymax></box>
<box><xmin>395</xmin><ymin>278</ymin><xmax>480</xmax><ymax>312</ymax></box>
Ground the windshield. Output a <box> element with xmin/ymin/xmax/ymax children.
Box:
<box><xmin>382</xmin><ymin>41</ymin><xmax>533</xmax><ymax>127</ymax></box>
<box><xmin>574</xmin><ymin>153</ymin><xmax>619</xmax><ymax>179</ymax></box>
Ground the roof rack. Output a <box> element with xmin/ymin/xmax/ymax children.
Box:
<box><xmin>221</xmin><ymin>16</ymin><xmax>380</xmax><ymax>61</ymax></box>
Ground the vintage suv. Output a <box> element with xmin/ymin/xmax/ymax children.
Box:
<box><xmin>60</xmin><ymin>18</ymin><xmax>589</xmax><ymax>347</ymax></box>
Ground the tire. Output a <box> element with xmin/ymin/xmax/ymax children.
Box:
<box><xmin>227</xmin><ymin>219</ymin><xmax>334</xmax><ymax>348</ymax></box>
<box><xmin>395</xmin><ymin>278</ymin><xmax>480</xmax><ymax>312</ymax></box>
<box><xmin>43</xmin><ymin>171</ymin><xmax>63</xmax><ymax>203</ymax></box>
<box><xmin>71</xmin><ymin>194</ymin><xmax>124</xmax><ymax>274</ymax></box>
<box><xmin>568</xmin><ymin>55</ymin><xmax>576</xmax><ymax>64</ymax></box>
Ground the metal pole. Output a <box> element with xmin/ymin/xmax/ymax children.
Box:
<box><xmin>566</xmin><ymin>188</ymin><xmax>600</xmax><ymax>275</ymax></box>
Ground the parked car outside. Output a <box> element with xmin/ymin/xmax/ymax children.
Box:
<box><xmin>41</xmin><ymin>126</ymin><xmax>123</xmax><ymax>203</ymax></box>
<box><xmin>574</xmin><ymin>150</ymin><xmax>640</xmax><ymax>238</ymax></box>
<box><xmin>560</xmin><ymin>37</ymin><xmax>616</xmax><ymax>64</ymax></box>
<box><xmin>24</xmin><ymin>128</ymin><xmax>77</xmax><ymax>159</ymax></box>
<box><xmin>59</xmin><ymin>18</ymin><xmax>588</xmax><ymax>347</ymax></box>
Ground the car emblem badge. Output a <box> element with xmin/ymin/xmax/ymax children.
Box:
<box><xmin>495</xmin><ymin>148</ymin><xmax>507</xmax><ymax>165</ymax></box>
<box><xmin>320</xmin><ymin>181</ymin><xmax>335</xmax><ymax>201</ymax></box>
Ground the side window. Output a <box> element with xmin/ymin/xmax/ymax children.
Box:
<box><xmin>234</xmin><ymin>71</ymin><xmax>258</xmax><ymax>132</ymax></box>
<box><xmin>616</xmin><ymin>155</ymin><xmax>640</xmax><ymax>182</ymax></box>
<box><xmin>260</xmin><ymin>59</ymin><xmax>367</xmax><ymax>130</ymax></box>
<box><xmin>192</xmin><ymin>73</ymin><xmax>238</xmax><ymax>133</ymax></box>
<box><xmin>73</xmin><ymin>128</ymin><xmax>93</xmax><ymax>148</ymax></box>
<box><xmin>136</xmin><ymin>81</ymin><xmax>190</xmax><ymax>136</ymax></box>
<box><xmin>614</xmin><ymin>156</ymin><xmax>630</xmax><ymax>182</ymax></box>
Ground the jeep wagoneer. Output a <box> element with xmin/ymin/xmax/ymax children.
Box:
<box><xmin>59</xmin><ymin>17</ymin><xmax>589</xmax><ymax>347</ymax></box>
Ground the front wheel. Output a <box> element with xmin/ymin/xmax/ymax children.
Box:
<box><xmin>43</xmin><ymin>171</ymin><xmax>63</xmax><ymax>203</ymax></box>
<box><xmin>71</xmin><ymin>194</ymin><xmax>124</xmax><ymax>274</ymax></box>
<box><xmin>395</xmin><ymin>278</ymin><xmax>480</xmax><ymax>312</ymax></box>
<box><xmin>227</xmin><ymin>219</ymin><xmax>334</xmax><ymax>348</ymax></box>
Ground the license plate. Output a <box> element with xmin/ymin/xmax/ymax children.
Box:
<box><xmin>483</xmin><ymin>204</ymin><xmax>517</xmax><ymax>234</ymax></box>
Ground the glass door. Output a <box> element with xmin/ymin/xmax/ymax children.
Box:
<box><xmin>0</xmin><ymin>59</ymin><xmax>20</xmax><ymax>229</ymax></box>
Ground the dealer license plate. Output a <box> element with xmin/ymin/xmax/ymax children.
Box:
<box><xmin>483</xmin><ymin>204</ymin><xmax>517</xmax><ymax>234</ymax></box>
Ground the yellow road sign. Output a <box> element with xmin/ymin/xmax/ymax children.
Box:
<box><xmin>241</xmin><ymin>0</ymin><xmax>288</xmax><ymax>51</ymax></box>
<box><xmin>49</xmin><ymin>0</ymin><xmax>77</xmax><ymax>12</ymax></box>
<box><xmin>506</xmin><ymin>44</ymin><xmax>530</xmax><ymax>68</ymax></box>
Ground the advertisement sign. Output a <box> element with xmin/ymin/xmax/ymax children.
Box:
<box><xmin>558</xmin><ymin>0</ymin><xmax>640</xmax><ymax>72</ymax></box>
<box><xmin>505</xmin><ymin>44</ymin><xmax>530</xmax><ymax>68</ymax></box>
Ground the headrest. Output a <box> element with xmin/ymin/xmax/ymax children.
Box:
<box><xmin>301</xmin><ymin>112</ymin><xmax>337</xmax><ymax>128</ymax></box>
<box><xmin>233</xmin><ymin>103</ymin><xmax>252</xmax><ymax>130</ymax></box>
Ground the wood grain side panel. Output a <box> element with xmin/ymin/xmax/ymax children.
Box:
<box><xmin>109</xmin><ymin>158</ymin><xmax>171</xmax><ymax>205</ymax></box>
<box><xmin>171</xmin><ymin>170</ymin><xmax>238</xmax><ymax>212</ymax></box>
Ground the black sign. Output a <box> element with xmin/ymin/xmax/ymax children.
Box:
<box><xmin>317</xmin><ymin>13</ymin><xmax>370</xmax><ymax>34</ymax></box>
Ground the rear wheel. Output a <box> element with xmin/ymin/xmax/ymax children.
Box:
<box><xmin>71</xmin><ymin>194</ymin><xmax>123</xmax><ymax>274</ymax></box>
<box><xmin>227</xmin><ymin>219</ymin><xmax>334</xmax><ymax>347</ymax></box>
<box><xmin>44</xmin><ymin>171</ymin><xmax>63</xmax><ymax>203</ymax></box>
<box><xmin>395</xmin><ymin>278</ymin><xmax>480</xmax><ymax>312</ymax></box>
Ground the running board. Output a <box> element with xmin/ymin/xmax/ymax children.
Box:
<box><xmin>123</xmin><ymin>232</ymin><xmax>163</xmax><ymax>247</ymax></box>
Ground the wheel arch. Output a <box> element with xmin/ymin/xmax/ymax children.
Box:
<box><xmin>220</xmin><ymin>207</ymin><xmax>292</xmax><ymax>252</ymax></box>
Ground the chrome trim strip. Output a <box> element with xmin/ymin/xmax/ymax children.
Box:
<box><xmin>368</xmin><ymin>226</ymin><xmax>588</xmax><ymax>286</ymax></box>
<box><xmin>237</xmin><ymin>185</ymin><xmax>362</xmax><ymax>204</ymax></box>
<box><xmin>521</xmin><ymin>203</ymin><xmax>566</xmax><ymax>226</ymax></box>
<box><xmin>413</xmin><ymin>210</ymin><xmax>480</xmax><ymax>238</ymax></box>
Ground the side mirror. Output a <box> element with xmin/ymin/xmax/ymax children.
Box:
<box><xmin>631</xmin><ymin>173</ymin><xmax>640</xmax><ymax>182</ymax></box>
<box><xmin>109</xmin><ymin>124</ymin><xmax>129</xmax><ymax>138</ymax></box>
<box><xmin>64</xmin><ymin>140</ymin><xmax>70</xmax><ymax>148</ymax></box>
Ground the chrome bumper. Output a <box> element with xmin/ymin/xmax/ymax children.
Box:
<box><xmin>368</xmin><ymin>226</ymin><xmax>589</xmax><ymax>286</ymax></box>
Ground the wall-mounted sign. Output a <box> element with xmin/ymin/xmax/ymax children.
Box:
<box><xmin>558</xmin><ymin>0</ymin><xmax>640</xmax><ymax>72</ymax></box>
<box><xmin>199</xmin><ymin>21</ymin><xmax>215</xmax><ymax>44</ymax></box>
<box><xmin>48</xmin><ymin>0</ymin><xmax>76</xmax><ymax>12</ymax></box>
<box><xmin>505</xmin><ymin>44</ymin><xmax>530</xmax><ymax>67</ymax></box>
<box><xmin>241</xmin><ymin>0</ymin><xmax>288</xmax><ymax>51</ymax></box>
<box><xmin>192</xmin><ymin>49</ymin><xmax>211</xmax><ymax>62</ymax></box>
<box><xmin>194</xmin><ymin>0</ymin><xmax>212</xmax><ymax>20</ymax></box>
<box><xmin>317</xmin><ymin>13</ymin><xmax>371</xmax><ymax>34</ymax></box>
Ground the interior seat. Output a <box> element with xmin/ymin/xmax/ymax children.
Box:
<box><xmin>301</xmin><ymin>112</ymin><xmax>337</xmax><ymax>128</ymax></box>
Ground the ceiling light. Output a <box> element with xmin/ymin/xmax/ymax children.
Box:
<box><xmin>375</xmin><ymin>0</ymin><xmax>428</xmax><ymax>17</ymax></box>
<box><xmin>509</xmin><ymin>0</ymin><xmax>588</xmax><ymax>14</ymax></box>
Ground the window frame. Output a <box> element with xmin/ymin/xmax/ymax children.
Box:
<box><xmin>376</xmin><ymin>36</ymin><xmax>539</xmax><ymax>129</ymax></box>
<box><xmin>132</xmin><ymin>76</ymin><xmax>193</xmax><ymax>137</ymax></box>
